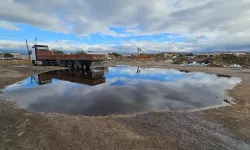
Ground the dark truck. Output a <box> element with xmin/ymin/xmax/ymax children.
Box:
<box><xmin>30</xmin><ymin>45</ymin><xmax>105</xmax><ymax>69</ymax></box>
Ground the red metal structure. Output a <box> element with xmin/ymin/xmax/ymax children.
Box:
<box><xmin>136</xmin><ymin>48</ymin><xmax>152</xmax><ymax>59</ymax></box>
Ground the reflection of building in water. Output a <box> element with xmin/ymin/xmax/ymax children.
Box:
<box><xmin>31</xmin><ymin>69</ymin><xmax>106</xmax><ymax>86</ymax></box>
<box><xmin>216</xmin><ymin>74</ymin><xmax>231</xmax><ymax>78</ymax></box>
<box><xmin>179</xmin><ymin>70</ymin><xmax>190</xmax><ymax>73</ymax></box>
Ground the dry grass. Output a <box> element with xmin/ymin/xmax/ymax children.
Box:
<box><xmin>0</xmin><ymin>60</ymin><xmax>31</xmax><ymax>66</ymax></box>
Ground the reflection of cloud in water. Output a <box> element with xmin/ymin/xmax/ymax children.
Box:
<box><xmin>109</xmin><ymin>66</ymin><xmax>184</xmax><ymax>76</ymax></box>
<box><xmin>3</xmin><ymin>77</ymin><xmax>36</xmax><ymax>91</ymax></box>
<box><xmin>3</xmin><ymin>81</ymin><xmax>72</xmax><ymax>108</ymax></box>
<box><xmin>3</xmin><ymin>66</ymin><xmax>241</xmax><ymax>116</ymax></box>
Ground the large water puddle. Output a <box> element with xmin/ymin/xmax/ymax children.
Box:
<box><xmin>2</xmin><ymin>66</ymin><xmax>241</xmax><ymax>116</ymax></box>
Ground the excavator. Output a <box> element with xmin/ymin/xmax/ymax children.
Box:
<box><xmin>136</xmin><ymin>48</ymin><xmax>152</xmax><ymax>59</ymax></box>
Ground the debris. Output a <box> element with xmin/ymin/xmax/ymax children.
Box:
<box><xmin>174</xmin><ymin>54</ymin><xmax>250</xmax><ymax>68</ymax></box>
<box><xmin>172</xmin><ymin>56</ymin><xmax>177</xmax><ymax>59</ymax></box>
<box><xmin>18</xmin><ymin>131</ymin><xmax>25</xmax><ymax>136</ymax></box>
<box><xmin>180</xmin><ymin>61</ymin><xmax>209</xmax><ymax>67</ymax></box>
<box><xmin>224</xmin><ymin>99</ymin><xmax>230</xmax><ymax>104</ymax></box>
<box><xmin>229</xmin><ymin>64</ymin><xmax>242</xmax><ymax>68</ymax></box>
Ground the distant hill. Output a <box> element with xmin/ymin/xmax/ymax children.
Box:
<box><xmin>0</xmin><ymin>49</ymin><xmax>27</xmax><ymax>54</ymax></box>
<box><xmin>192</xmin><ymin>50</ymin><xmax>250</xmax><ymax>54</ymax></box>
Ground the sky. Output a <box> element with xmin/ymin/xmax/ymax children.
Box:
<box><xmin>0</xmin><ymin>0</ymin><xmax>250</xmax><ymax>53</ymax></box>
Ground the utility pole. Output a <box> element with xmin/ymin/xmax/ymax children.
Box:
<box><xmin>26</xmin><ymin>39</ymin><xmax>31</xmax><ymax>60</ymax></box>
<box><xmin>35</xmin><ymin>37</ymin><xmax>37</xmax><ymax>45</ymax></box>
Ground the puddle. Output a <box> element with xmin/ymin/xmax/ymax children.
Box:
<box><xmin>2</xmin><ymin>66</ymin><xmax>241</xmax><ymax>116</ymax></box>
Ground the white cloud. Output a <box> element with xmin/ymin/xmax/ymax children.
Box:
<box><xmin>1</xmin><ymin>0</ymin><xmax>250</xmax><ymax>52</ymax></box>
<box><xmin>0</xmin><ymin>20</ymin><xmax>21</xmax><ymax>31</ymax></box>
<box><xmin>109</xmin><ymin>66</ymin><xmax>185</xmax><ymax>75</ymax></box>
<box><xmin>0</xmin><ymin>36</ymin><xmax>249</xmax><ymax>53</ymax></box>
<box><xmin>0</xmin><ymin>0</ymin><xmax>68</xmax><ymax>33</ymax></box>
<box><xmin>0</xmin><ymin>40</ymin><xmax>26</xmax><ymax>50</ymax></box>
<box><xmin>1</xmin><ymin>0</ymin><xmax>249</xmax><ymax>37</ymax></box>
<box><xmin>0</xmin><ymin>39</ymin><xmax>196</xmax><ymax>53</ymax></box>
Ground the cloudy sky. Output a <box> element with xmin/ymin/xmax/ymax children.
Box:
<box><xmin>0</xmin><ymin>0</ymin><xmax>250</xmax><ymax>53</ymax></box>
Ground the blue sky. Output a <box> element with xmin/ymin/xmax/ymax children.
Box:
<box><xmin>0</xmin><ymin>0</ymin><xmax>250</xmax><ymax>53</ymax></box>
<box><xmin>0</xmin><ymin>24</ymin><xmax>186</xmax><ymax>46</ymax></box>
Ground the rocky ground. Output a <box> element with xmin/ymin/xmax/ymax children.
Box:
<box><xmin>1</xmin><ymin>60</ymin><xmax>250</xmax><ymax>150</ymax></box>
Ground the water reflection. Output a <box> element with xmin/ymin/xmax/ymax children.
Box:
<box><xmin>32</xmin><ymin>69</ymin><xmax>106</xmax><ymax>86</ymax></box>
<box><xmin>3</xmin><ymin>66</ymin><xmax>241</xmax><ymax>116</ymax></box>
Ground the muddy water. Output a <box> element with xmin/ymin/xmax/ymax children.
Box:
<box><xmin>3</xmin><ymin>66</ymin><xmax>241</xmax><ymax>116</ymax></box>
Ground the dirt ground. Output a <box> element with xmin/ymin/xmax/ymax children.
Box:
<box><xmin>1</xmin><ymin>60</ymin><xmax>250</xmax><ymax>150</ymax></box>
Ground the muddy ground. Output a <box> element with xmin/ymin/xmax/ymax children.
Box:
<box><xmin>1</xmin><ymin>60</ymin><xmax>250</xmax><ymax>150</ymax></box>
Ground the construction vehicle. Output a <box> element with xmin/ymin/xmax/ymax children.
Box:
<box><xmin>30</xmin><ymin>45</ymin><xmax>105</xmax><ymax>69</ymax></box>
<box><xmin>136</xmin><ymin>48</ymin><xmax>152</xmax><ymax>59</ymax></box>
<box><xmin>31</xmin><ymin>69</ymin><xmax>106</xmax><ymax>86</ymax></box>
